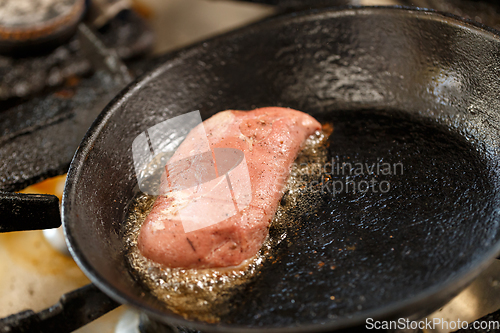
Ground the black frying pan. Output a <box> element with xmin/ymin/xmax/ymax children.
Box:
<box><xmin>62</xmin><ymin>6</ymin><xmax>500</xmax><ymax>332</ymax></box>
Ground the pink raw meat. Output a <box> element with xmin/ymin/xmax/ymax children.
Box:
<box><xmin>138</xmin><ymin>107</ymin><xmax>321</xmax><ymax>268</ymax></box>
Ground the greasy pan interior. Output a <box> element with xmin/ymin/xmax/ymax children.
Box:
<box><xmin>63</xmin><ymin>7</ymin><xmax>500</xmax><ymax>332</ymax></box>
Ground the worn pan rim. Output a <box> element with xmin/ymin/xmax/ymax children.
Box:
<box><xmin>62</xmin><ymin>5</ymin><xmax>500</xmax><ymax>332</ymax></box>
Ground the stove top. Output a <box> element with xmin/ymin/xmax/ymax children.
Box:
<box><xmin>1</xmin><ymin>1</ymin><xmax>500</xmax><ymax>332</ymax></box>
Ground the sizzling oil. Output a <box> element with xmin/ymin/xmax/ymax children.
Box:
<box><xmin>123</xmin><ymin>127</ymin><xmax>331</xmax><ymax>323</ymax></box>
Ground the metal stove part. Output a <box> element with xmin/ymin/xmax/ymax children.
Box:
<box><xmin>78</xmin><ymin>23</ymin><xmax>132</xmax><ymax>84</ymax></box>
<box><xmin>0</xmin><ymin>0</ymin><xmax>83</xmax><ymax>28</ymax></box>
<box><xmin>0</xmin><ymin>37</ymin><xmax>91</xmax><ymax>101</ymax></box>
<box><xmin>0</xmin><ymin>23</ymin><xmax>132</xmax><ymax>192</ymax></box>
<box><xmin>399</xmin><ymin>0</ymin><xmax>500</xmax><ymax>31</ymax></box>
<box><xmin>0</xmin><ymin>70</ymin><xmax>125</xmax><ymax>192</ymax></box>
<box><xmin>0</xmin><ymin>284</ymin><xmax>119</xmax><ymax>333</ymax></box>
<box><xmin>0</xmin><ymin>0</ymin><xmax>86</xmax><ymax>55</ymax></box>
<box><xmin>96</xmin><ymin>9</ymin><xmax>154</xmax><ymax>60</ymax></box>
<box><xmin>90</xmin><ymin>0</ymin><xmax>132</xmax><ymax>28</ymax></box>
<box><xmin>0</xmin><ymin>10</ymin><xmax>152</xmax><ymax>102</ymax></box>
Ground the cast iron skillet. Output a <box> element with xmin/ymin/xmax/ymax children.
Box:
<box><xmin>62</xmin><ymin>6</ymin><xmax>500</xmax><ymax>332</ymax></box>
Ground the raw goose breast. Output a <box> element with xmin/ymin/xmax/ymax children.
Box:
<box><xmin>138</xmin><ymin>107</ymin><xmax>321</xmax><ymax>268</ymax></box>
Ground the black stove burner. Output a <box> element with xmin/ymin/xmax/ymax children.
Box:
<box><xmin>0</xmin><ymin>11</ymin><xmax>152</xmax><ymax>193</ymax></box>
<box><xmin>0</xmin><ymin>0</ymin><xmax>86</xmax><ymax>55</ymax></box>
<box><xmin>0</xmin><ymin>6</ymin><xmax>153</xmax><ymax>332</ymax></box>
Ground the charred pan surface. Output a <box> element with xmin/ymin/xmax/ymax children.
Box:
<box><xmin>224</xmin><ymin>110</ymin><xmax>497</xmax><ymax>326</ymax></box>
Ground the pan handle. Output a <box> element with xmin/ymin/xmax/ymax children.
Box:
<box><xmin>0</xmin><ymin>192</ymin><xmax>61</xmax><ymax>232</ymax></box>
<box><xmin>0</xmin><ymin>283</ymin><xmax>120</xmax><ymax>333</ymax></box>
